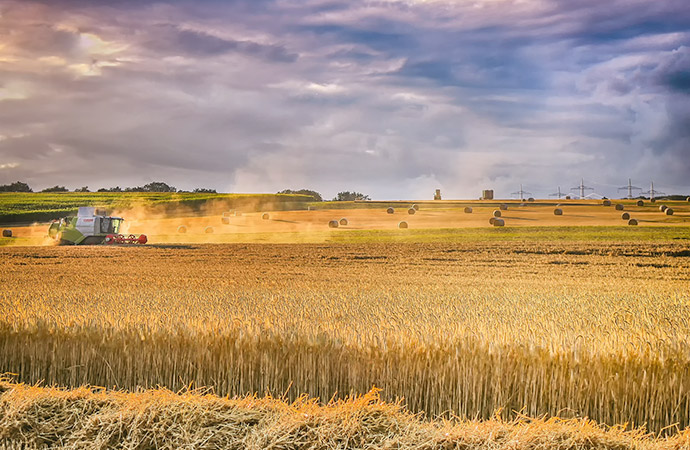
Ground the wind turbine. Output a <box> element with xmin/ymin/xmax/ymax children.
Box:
<box><xmin>617</xmin><ymin>178</ymin><xmax>641</xmax><ymax>199</ymax></box>
<box><xmin>571</xmin><ymin>178</ymin><xmax>593</xmax><ymax>199</ymax></box>
<box><xmin>511</xmin><ymin>184</ymin><xmax>532</xmax><ymax>201</ymax></box>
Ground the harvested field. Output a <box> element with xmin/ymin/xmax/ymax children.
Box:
<box><xmin>0</xmin><ymin>382</ymin><xmax>687</xmax><ymax>450</ymax></box>
<box><xmin>3</xmin><ymin>199</ymin><xmax>690</xmax><ymax>246</ymax></box>
<box><xmin>1</xmin><ymin>240</ymin><xmax>690</xmax><ymax>438</ymax></box>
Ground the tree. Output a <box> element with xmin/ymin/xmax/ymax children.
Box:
<box><xmin>193</xmin><ymin>188</ymin><xmax>217</xmax><ymax>193</ymax></box>
<box><xmin>0</xmin><ymin>181</ymin><xmax>32</xmax><ymax>192</ymax></box>
<box><xmin>41</xmin><ymin>185</ymin><xmax>68</xmax><ymax>192</ymax></box>
<box><xmin>278</xmin><ymin>189</ymin><xmax>323</xmax><ymax>202</ymax></box>
<box><xmin>97</xmin><ymin>186</ymin><xmax>122</xmax><ymax>192</ymax></box>
<box><xmin>126</xmin><ymin>182</ymin><xmax>176</xmax><ymax>192</ymax></box>
<box><xmin>333</xmin><ymin>191</ymin><xmax>370</xmax><ymax>201</ymax></box>
<box><xmin>75</xmin><ymin>186</ymin><xmax>90</xmax><ymax>192</ymax></box>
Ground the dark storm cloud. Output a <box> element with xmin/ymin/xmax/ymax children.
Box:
<box><xmin>1</xmin><ymin>0</ymin><xmax>690</xmax><ymax>196</ymax></box>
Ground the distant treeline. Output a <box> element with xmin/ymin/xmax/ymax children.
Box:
<box><xmin>0</xmin><ymin>181</ymin><xmax>216</xmax><ymax>194</ymax></box>
<box><xmin>278</xmin><ymin>189</ymin><xmax>371</xmax><ymax>202</ymax></box>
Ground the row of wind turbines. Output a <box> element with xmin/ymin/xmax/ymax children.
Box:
<box><xmin>511</xmin><ymin>180</ymin><xmax>665</xmax><ymax>200</ymax></box>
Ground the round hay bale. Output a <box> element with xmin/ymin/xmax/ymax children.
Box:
<box><xmin>261</xmin><ymin>213</ymin><xmax>270</xmax><ymax>220</ymax></box>
<box><xmin>528</xmin><ymin>197</ymin><xmax>535</xmax><ymax>202</ymax></box>
<box><xmin>492</xmin><ymin>218</ymin><xmax>505</xmax><ymax>227</ymax></box>
<box><xmin>554</xmin><ymin>208</ymin><xmax>563</xmax><ymax>215</ymax></box>
<box><xmin>636</xmin><ymin>200</ymin><xmax>644</xmax><ymax>207</ymax></box>
<box><xmin>177</xmin><ymin>226</ymin><xmax>187</xmax><ymax>234</ymax></box>
<box><xmin>328</xmin><ymin>220</ymin><xmax>339</xmax><ymax>228</ymax></box>
<box><xmin>386</xmin><ymin>207</ymin><xmax>395</xmax><ymax>214</ymax></box>
<box><xmin>493</xmin><ymin>210</ymin><xmax>502</xmax><ymax>217</ymax></box>
<box><xmin>2</xmin><ymin>229</ymin><xmax>12</xmax><ymax>238</ymax></box>
<box><xmin>221</xmin><ymin>217</ymin><xmax>230</xmax><ymax>224</ymax></box>
<box><xmin>614</xmin><ymin>204</ymin><xmax>624</xmax><ymax>211</ymax></box>
<box><xmin>665</xmin><ymin>208</ymin><xmax>674</xmax><ymax>216</ymax></box>
<box><xmin>500</xmin><ymin>203</ymin><xmax>508</xmax><ymax>210</ymax></box>
<box><xmin>628</xmin><ymin>218</ymin><xmax>638</xmax><ymax>226</ymax></box>
<box><xmin>222</xmin><ymin>211</ymin><xmax>233</xmax><ymax>217</ymax></box>
<box><xmin>398</xmin><ymin>221</ymin><xmax>408</xmax><ymax>229</ymax></box>
<box><xmin>621</xmin><ymin>212</ymin><xmax>630</xmax><ymax>220</ymax></box>
<box><xmin>489</xmin><ymin>217</ymin><xmax>496</xmax><ymax>225</ymax></box>
<box><xmin>411</xmin><ymin>204</ymin><xmax>419</xmax><ymax>211</ymax></box>
<box><xmin>464</xmin><ymin>207</ymin><xmax>473</xmax><ymax>213</ymax></box>
<box><xmin>659</xmin><ymin>205</ymin><xmax>667</xmax><ymax>212</ymax></box>
<box><xmin>407</xmin><ymin>208</ymin><xmax>416</xmax><ymax>215</ymax></box>
<box><xmin>602</xmin><ymin>199</ymin><xmax>612</xmax><ymax>206</ymax></box>
<box><xmin>339</xmin><ymin>218</ymin><xmax>348</xmax><ymax>226</ymax></box>
<box><xmin>204</xmin><ymin>226</ymin><xmax>214</xmax><ymax>234</ymax></box>
<box><xmin>687</xmin><ymin>197</ymin><xmax>690</xmax><ymax>203</ymax></box>
<box><xmin>650</xmin><ymin>198</ymin><xmax>656</xmax><ymax>203</ymax></box>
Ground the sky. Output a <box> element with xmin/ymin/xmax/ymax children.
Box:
<box><xmin>0</xmin><ymin>0</ymin><xmax>689</xmax><ymax>200</ymax></box>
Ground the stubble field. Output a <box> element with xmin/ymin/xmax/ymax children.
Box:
<box><xmin>1</xmin><ymin>226</ymin><xmax>690</xmax><ymax>448</ymax></box>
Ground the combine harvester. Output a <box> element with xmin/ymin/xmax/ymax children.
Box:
<box><xmin>48</xmin><ymin>207</ymin><xmax>147</xmax><ymax>245</ymax></box>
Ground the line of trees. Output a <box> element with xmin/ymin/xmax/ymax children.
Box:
<box><xmin>1</xmin><ymin>181</ymin><xmax>371</xmax><ymax>200</ymax></box>
<box><xmin>0</xmin><ymin>181</ymin><xmax>216</xmax><ymax>194</ymax></box>
<box><xmin>278</xmin><ymin>189</ymin><xmax>371</xmax><ymax>201</ymax></box>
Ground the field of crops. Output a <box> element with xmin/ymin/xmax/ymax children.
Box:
<box><xmin>2</xmin><ymin>238</ymin><xmax>690</xmax><ymax>447</ymax></box>
<box><xmin>0</xmin><ymin>192</ymin><xmax>313</xmax><ymax>224</ymax></box>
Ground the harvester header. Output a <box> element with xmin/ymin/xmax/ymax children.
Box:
<box><xmin>48</xmin><ymin>207</ymin><xmax>147</xmax><ymax>245</ymax></box>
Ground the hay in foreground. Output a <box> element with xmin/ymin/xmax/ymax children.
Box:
<box><xmin>628</xmin><ymin>218</ymin><xmax>638</xmax><ymax>226</ymax></box>
<box><xmin>0</xmin><ymin>382</ymin><xmax>676</xmax><ymax>450</ymax></box>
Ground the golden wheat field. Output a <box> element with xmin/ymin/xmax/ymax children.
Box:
<box><xmin>1</xmin><ymin>232</ymin><xmax>690</xmax><ymax>447</ymax></box>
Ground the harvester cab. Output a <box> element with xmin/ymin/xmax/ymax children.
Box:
<box><xmin>48</xmin><ymin>207</ymin><xmax>147</xmax><ymax>245</ymax></box>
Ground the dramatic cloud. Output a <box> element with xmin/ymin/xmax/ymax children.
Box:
<box><xmin>0</xmin><ymin>0</ymin><xmax>688</xmax><ymax>198</ymax></box>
